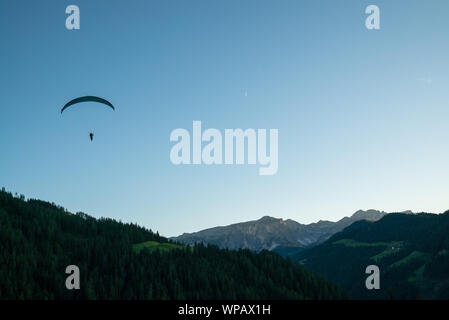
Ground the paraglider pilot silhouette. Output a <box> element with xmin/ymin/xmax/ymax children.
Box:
<box><xmin>61</xmin><ymin>96</ymin><xmax>115</xmax><ymax>141</ymax></box>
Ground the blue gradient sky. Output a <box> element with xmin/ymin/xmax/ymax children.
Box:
<box><xmin>1</xmin><ymin>0</ymin><xmax>449</xmax><ymax>236</ymax></box>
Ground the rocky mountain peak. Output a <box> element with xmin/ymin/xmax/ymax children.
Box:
<box><xmin>172</xmin><ymin>210</ymin><xmax>390</xmax><ymax>252</ymax></box>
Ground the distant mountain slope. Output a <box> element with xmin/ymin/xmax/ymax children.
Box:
<box><xmin>0</xmin><ymin>189</ymin><xmax>345</xmax><ymax>300</ymax></box>
<box><xmin>295</xmin><ymin>212</ymin><xmax>449</xmax><ymax>299</ymax></box>
<box><xmin>172</xmin><ymin>210</ymin><xmax>388</xmax><ymax>252</ymax></box>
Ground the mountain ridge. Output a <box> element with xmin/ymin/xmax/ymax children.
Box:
<box><xmin>171</xmin><ymin>209</ymin><xmax>408</xmax><ymax>252</ymax></box>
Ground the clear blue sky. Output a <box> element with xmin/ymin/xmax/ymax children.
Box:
<box><xmin>1</xmin><ymin>0</ymin><xmax>449</xmax><ymax>236</ymax></box>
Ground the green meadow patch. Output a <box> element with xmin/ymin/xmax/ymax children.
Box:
<box><xmin>333</xmin><ymin>239</ymin><xmax>405</xmax><ymax>263</ymax></box>
<box><xmin>333</xmin><ymin>239</ymin><xmax>403</xmax><ymax>248</ymax></box>
<box><xmin>133</xmin><ymin>241</ymin><xmax>185</xmax><ymax>254</ymax></box>
<box><xmin>408</xmin><ymin>265</ymin><xmax>426</xmax><ymax>283</ymax></box>
<box><xmin>371</xmin><ymin>247</ymin><xmax>398</xmax><ymax>263</ymax></box>
<box><xmin>389</xmin><ymin>251</ymin><xmax>430</xmax><ymax>269</ymax></box>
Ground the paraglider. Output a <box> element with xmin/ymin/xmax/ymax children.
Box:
<box><xmin>61</xmin><ymin>96</ymin><xmax>115</xmax><ymax>141</ymax></box>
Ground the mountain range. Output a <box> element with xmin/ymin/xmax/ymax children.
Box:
<box><xmin>2</xmin><ymin>187</ymin><xmax>447</xmax><ymax>300</ymax></box>
<box><xmin>171</xmin><ymin>209</ymin><xmax>406</xmax><ymax>253</ymax></box>
<box><xmin>173</xmin><ymin>208</ymin><xmax>449</xmax><ymax>299</ymax></box>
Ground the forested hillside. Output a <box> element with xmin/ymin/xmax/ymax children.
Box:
<box><xmin>296</xmin><ymin>212</ymin><xmax>449</xmax><ymax>299</ymax></box>
<box><xmin>0</xmin><ymin>189</ymin><xmax>345</xmax><ymax>300</ymax></box>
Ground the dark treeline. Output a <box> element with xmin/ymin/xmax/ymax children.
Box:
<box><xmin>0</xmin><ymin>189</ymin><xmax>345</xmax><ymax>300</ymax></box>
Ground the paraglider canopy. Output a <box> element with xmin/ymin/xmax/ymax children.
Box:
<box><xmin>61</xmin><ymin>96</ymin><xmax>115</xmax><ymax>113</ymax></box>
<box><xmin>61</xmin><ymin>96</ymin><xmax>115</xmax><ymax>142</ymax></box>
